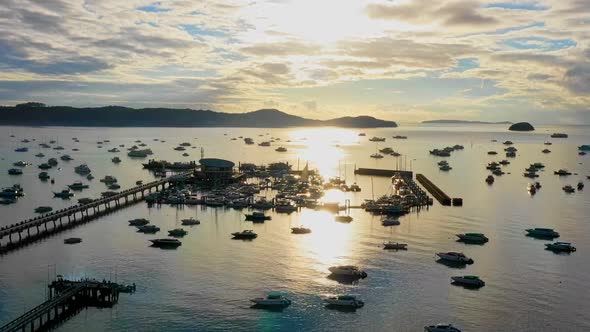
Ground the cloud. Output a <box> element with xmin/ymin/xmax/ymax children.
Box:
<box><xmin>240</xmin><ymin>40</ymin><xmax>319</xmax><ymax>56</ymax></box>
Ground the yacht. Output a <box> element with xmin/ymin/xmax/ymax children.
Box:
<box><xmin>383</xmin><ymin>242</ymin><xmax>407</xmax><ymax>250</ymax></box>
<box><xmin>250</xmin><ymin>293</ymin><xmax>291</xmax><ymax>307</ymax></box>
<box><xmin>328</xmin><ymin>265</ymin><xmax>367</xmax><ymax>278</ymax></box>
<box><xmin>8</xmin><ymin>168</ymin><xmax>23</xmax><ymax>175</ymax></box>
<box><xmin>38</xmin><ymin>172</ymin><xmax>50</xmax><ymax>180</ymax></box>
<box><xmin>232</xmin><ymin>230</ymin><xmax>258</xmax><ymax>239</ymax></box>
<box><xmin>525</xmin><ymin>228</ymin><xmax>559</xmax><ymax>238</ymax></box>
<box><xmin>128</xmin><ymin>218</ymin><xmax>150</xmax><ymax>226</ymax></box>
<box><xmin>324</xmin><ymin>295</ymin><xmax>364</xmax><ymax>308</ymax></box>
<box><xmin>60</xmin><ymin>155</ymin><xmax>73</xmax><ymax>161</ymax></box>
<box><xmin>13</xmin><ymin>161</ymin><xmax>31</xmax><ymax>167</ymax></box>
<box><xmin>369</xmin><ymin>137</ymin><xmax>386</xmax><ymax>142</ymax></box>
<box><xmin>112</xmin><ymin>156</ymin><xmax>121</xmax><ymax>163</ymax></box>
<box><xmin>370</xmin><ymin>153</ymin><xmax>384</xmax><ymax>159</ymax></box>
<box><xmin>563</xmin><ymin>185</ymin><xmax>575</xmax><ymax>193</ymax></box>
<box><xmin>150</xmin><ymin>238</ymin><xmax>182</xmax><ymax>248</ymax></box>
<box><xmin>550</xmin><ymin>133</ymin><xmax>568</xmax><ymax>138</ymax></box>
<box><xmin>291</xmin><ymin>227</ymin><xmax>311</xmax><ymax>234</ymax></box>
<box><xmin>335</xmin><ymin>215</ymin><xmax>353</xmax><ymax>223</ymax></box>
<box><xmin>181</xmin><ymin>218</ymin><xmax>201</xmax><ymax>226</ymax></box>
<box><xmin>34</xmin><ymin>206</ymin><xmax>53</xmax><ymax>213</ymax></box>
<box><xmin>245</xmin><ymin>212</ymin><xmax>271</xmax><ymax>222</ymax></box>
<box><xmin>74</xmin><ymin>164</ymin><xmax>91</xmax><ymax>175</ymax></box>
<box><xmin>137</xmin><ymin>225</ymin><xmax>160</xmax><ymax>233</ymax></box>
<box><xmin>381</xmin><ymin>217</ymin><xmax>400</xmax><ymax>226</ymax></box>
<box><xmin>68</xmin><ymin>181</ymin><xmax>89</xmax><ymax>190</ymax></box>
<box><xmin>451</xmin><ymin>275</ymin><xmax>485</xmax><ymax>287</ymax></box>
<box><xmin>545</xmin><ymin>242</ymin><xmax>576</xmax><ymax>252</ymax></box>
<box><xmin>436</xmin><ymin>252</ymin><xmax>474</xmax><ymax>264</ymax></box>
<box><xmin>456</xmin><ymin>233</ymin><xmax>489</xmax><ymax>244</ymax></box>
<box><xmin>168</xmin><ymin>228</ymin><xmax>188</xmax><ymax>237</ymax></box>
<box><xmin>53</xmin><ymin>189</ymin><xmax>74</xmax><ymax>198</ymax></box>
<box><xmin>554</xmin><ymin>169</ymin><xmax>572</xmax><ymax>176</ymax></box>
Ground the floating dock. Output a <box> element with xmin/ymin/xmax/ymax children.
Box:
<box><xmin>354</xmin><ymin>168</ymin><xmax>413</xmax><ymax>177</ymax></box>
<box><xmin>415</xmin><ymin>174</ymin><xmax>452</xmax><ymax>206</ymax></box>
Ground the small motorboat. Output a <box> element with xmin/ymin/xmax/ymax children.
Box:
<box><xmin>451</xmin><ymin>275</ymin><xmax>485</xmax><ymax>287</ymax></box>
<box><xmin>526</xmin><ymin>228</ymin><xmax>559</xmax><ymax>238</ymax></box>
<box><xmin>383</xmin><ymin>242</ymin><xmax>407</xmax><ymax>250</ymax></box>
<box><xmin>8</xmin><ymin>168</ymin><xmax>23</xmax><ymax>175</ymax></box>
<box><xmin>370</xmin><ymin>153</ymin><xmax>384</xmax><ymax>159</ymax></box>
<box><xmin>578</xmin><ymin>182</ymin><xmax>584</xmax><ymax>190</ymax></box>
<box><xmin>68</xmin><ymin>181</ymin><xmax>89</xmax><ymax>191</ymax></box>
<box><xmin>231</xmin><ymin>230</ymin><xmax>257</xmax><ymax>239</ymax></box>
<box><xmin>554</xmin><ymin>169</ymin><xmax>572</xmax><ymax>176</ymax></box>
<box><xmin>250</xmin><ymin>293</ymin><xmax>291</xmax><ymax>308</ymax></box>
<box><xmin>424</xmin><ymin>324</ymin><xmax>462</xmax><ymax>332</ymax></box>
<box><xmin>35</xmin><ymin>206</ymin><xmax>53</xmax><ymax>213</ymax></box>
<box><xmin>168</xmin><ymin>228</ymin><xmax>188</xmax><ymax>237</ymax></box>
<box><xmin>137</xmin><ymin>225</ymin><xmax>160</xmax><ymax>233</ymax></box>
<box><xmin>245</xmin><ymin>212</ymin><xmax>271</xmax><ymax>222</ymax></box>
<box><xmin>324</xmin><ymin>295</ymin><xmax>364</xmax><ymax>308</ymax></box>
<box><xmin>181</xmin><ymin>218</ymin><xmax>200</xmax><ymax>226</ymax></box>
<box><xmin>128</xmin><ymin>218</ymin><xmax>150</xmax><ymax>226</ymax></box>
<box><xmin>563</xmin><ymin>185</ymin><xmax>575</xmax><ymax>193</ymax></box>
<box><xmin>64</xmin><ymin>237</ymin><xmax>82</xmax><ymax>244</ymax></box>
<box><xmin>381</xmin><ymin>217</ymin><xmax>400</xmax><ymax>226</ymax></box>
<box><xmin>436</xmin><ymin>252</ymin><xmax>474</xmax><ymax>264</ymax></box>
<box><xmin>542</xmin><ymin>149</ymin><xmax>551</xmax><ymax>154</ymax></box>
<box><xmin>150</xmin><ymin>238</ymin><xmax>181</xmax><ymax>248</ymax></box>
<box><xmin>485</xmin><ymin>175</ymin><xmax>494</xmax><ymax>184</ymax></box>
<box><xmin>275</xmin><ymin>147</ymin><xmax>287</xmax><ymax>152</ymax></box>
<box><xmin>456</xmin><ymin>233</ymin><xmax>488</xmax><ymax>244</ymax></box>
<box><xmin>328</xmin><ymin>265</ymin><xmax>367</xmax><ymax>278</ymax></box>
<box><xmin>60</xmin><ymin>155</ymin><xmax>73</xmax><ymax>161</ymax></box>
<box><xmin>334</xmin><ymin>215</ymin><xmax>353</xmax><ymax>223</ymax></box>
<box><xmin>53</xmin><ymin>189</ymin><xmax>74</xmax><ymax>198</ymax></box>
<box><xmin>291</xmin><ymin>227</ymin><xmax>311</xmax><ymax>234</ymax></box>
<box><xmin>13</xmin><ymin>161</ymin><xmax>31</xmax><ymax>167</ymax></box>
<box><xmin>112</xmin><ymin>157</ymin><xmax>121</xmax><ymax>163</ymax></box>
<box><xmin>545</xmin><ymin>242</ymin><xmax>576</xmax><ymax>252</ymax></box>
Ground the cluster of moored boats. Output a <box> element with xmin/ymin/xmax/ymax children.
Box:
<box><xmin>128</xmin><ymin>217</ymin><xmax>201</xmax><ymax>248</ymax></box>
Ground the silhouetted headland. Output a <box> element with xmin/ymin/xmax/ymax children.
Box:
<box><xmin>0</xmin><ymin>102</ymin><xmax>397</xmax><ymax>128</ymax></box>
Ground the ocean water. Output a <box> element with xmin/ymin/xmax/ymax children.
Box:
<box><xmin>0</xmin><ymin>124</ymin><xmax>589</xmax><ymax>331</ymax></box>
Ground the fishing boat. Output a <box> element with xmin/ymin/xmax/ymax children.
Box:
<box><xmin>545</xmin><ymin>242</ymin><xmax>576</xmax><ymax>252</ymax></box>
<box><xmin>78</xmin><ymin>198</ymin><xmax>93</xmax><ymax>205</ymax></box>
<box><xmin>542</xmin><ymin>149</ymin><xmax>551</xmax><ymax>154</ymax></box>
<box><xmin>456</xmin><ymin>233</ymin><xmax>489</xmax><ymax>244</ymax></box>
<box><xmin>578</xmin><ymin>182</ymin><xmax>584</xmax><ymax>190</ymax></box>
<box><xmin>112</xmin><ymin>156</ymin><xmax>121</xmax><ymax>163</ymax></box>
<box><xmin>250</xmin><ymin>293</ymin><xmax>291</xmax><ymax>307</ymax></box>
<box><xmin>168</xmin><ymin>228</ymin><xmax>188</xmax><ymax>237</ymax></box>
<box><xmin>231</xmin><ymin>230</ymin><xmax>258</xmax><ymax>239</ymax></box>
<box><xmin>14</xmin><ymin>147</ymin><xmax>28</xmax><ymax>152</ymax></box>
<box><xmin>245</xmin><ymin>212</ymin><xmax>271</xmax><ymax>222</ymax></box>
<box><xmin>275</xmin><ymin>147</ymin><xmax>287</xmax><ymax>152</ymax></box>
<box><xmin>451</xmin><ymin>275</ymin><xmax>485</xmax><ymax>287</ymax></box>
<box><xmin>38</xmin><ymin>163</ymin><xmax>52</xmax><ymax>170</ymax></box>
<box><xmin>74</xmin><ymin>164</ymin><xmax>91</xmax><ymax>175</ymax></box>
<box><xmin>291</xmin><ymin>227</ymin><xmax>311</xmax><ymax>234</ymax></box>
<box><xmin>13</xmin><ymin>161</ymin><xmax>31</xmax><ymax>167</ymax></box>
<box><xmin>35</xmin><ymin>153</ymin><xmax>45</xmax><ymax>158</ymax></box>
<box><xmin>0</xmin><ymin>185</ymin><xmax>25</xmax><ymax>197</ymax></box>
<box><xmin>369</xmin><ymin>137</ymin><xmax>386</xmax><ymax>142</ymax></box>
<box><xmin>60</xmin><ymin>155</ymin><xmax>73</xmax><ymax>161</ymax></box>
<box><xmin>370</xmin><ymin>153</ymin><xmax>384</xmax><ymax>159</ymax></box>
<box><xmin>275</xmin><ymin>201</ymin><xmax>297</xmax><ymax>213</ymax></box>
<box><xmin>38</xmin><ymin>172</ymin><xmax>50</xmax><ymax>180</ymax></box>
<box><xmin>324</xmin><ymin>295</ymin><xmax>364</xmax><ymax>308</ymax></box>
<box><xmin>150</xmin><ymin>238</ymin><xmax>182</xmax><ymax>248</ymax></box>
<box><xmin>181</xmin><ymin>218</ymin><xmax>200</xmax><ymax>225</ymax></box>
<box><xmin>100</xmin><ymin>175</ymin><xmax>118</xmax><ymax>184</ymax></box>
<box><xmin>47</xmin><ymin>158</ymin><xmax>58</xmax><ymax>166</ymax></box>
<box><xmin>383</xmin><ymin>242</ymin><xmax>407</xmax><ymax>250</ymax></box>
<box><xmin>436</xmin><ymin>252</ymin><xmax>474</xmax><ymax>264</ymax></box>
<box><xmin>525</xmin><ymin>228</ymin><xmax>559</xmax><ymax>238</ymax></box>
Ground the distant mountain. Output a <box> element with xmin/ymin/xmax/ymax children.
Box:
<box><xmin>0</xmin><ymin>103</ymin><xmax>397</xmax><ymax>128</ymax></box>
<box><xmin>422</xmin><ymin>120</ymin><xmax>512</xmax><ymax>125</ymax></box>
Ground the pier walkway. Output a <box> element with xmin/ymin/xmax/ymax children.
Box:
<box><xmin>0</xmin><ymin>172</ymin><xmax>192</xmax><ymax>254</ymax></box>
<box><xmin>416</xmin><ymin>174</ymin><xmax>453</xmax><ymax>206</ymax></box>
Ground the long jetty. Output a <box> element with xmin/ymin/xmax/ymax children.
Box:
<box><xmin>0</xmin><ymin>278</ymin><xmax>128</xmax><ymax>332</ymax></box>
<box><xmin>0</xmin><ymin>172</ymin><xmax>192</xmax><ymax>254</ymax></box>
<box><xmin>415</xmin><ymin>174</ymin><xmax>452</xmax><ymax>206</ymax></box>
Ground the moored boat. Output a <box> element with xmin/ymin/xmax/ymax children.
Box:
<box><xmin>232</xmin><ymin>230</ymin><xmax>258</xmax><ymax>239</ymax></box>
<box><xmin>250</xmin><ymin>293</ymin><xmax>291</xmax><ymax>307</ymax></box>
<box><xmin>324</xmin><ymin>295</ymin><xmax>364</xmax><ymax>308</ymax></box>
<box><xmin>545</xmin><ymin>242</ymin><xmax>576</xmax><ymax>252</ymax></box>
<box><xmin>328</xmin><ymin>265</ymin><xmax>367</xmax><ymax>278</ymax></box>
<box><xmin>291</xmin><ymin>227</ymin><xmax>311</xmax><ymax>234</ymax></box>
<box><xmin>150</xmin><ymin>238</ymin><xmax>181</xmax><ymax>248</ymax></box>
<box><xmin>181</xmin><ymin>218</ymin><xmax>201</xmax><ymax>226</ymax></box>
<box><xmin>383</xmin><ymin>242</ymin><xmax>407</xmax><ymax>250</ymax></box>
<box><xmin>64</xmin><ymin>237</ymin><xmax>82</xmax><ymax>244</ymax></box>
<box><xmin>436</xmin><ymin>252</ymin><xmax>474</xmax><ymax>264</ymax></box>
<box><xmin>168</xmin><ymin>228</ymin><xmax>188</xmax><ymax>237</ymax></box>
<box><xmin>451</xmin><ymin>275</ymin><xmax>485</xmax><ymax>287</ymax></box>
<box><xmin>525</xmin><ymin>227</ymin><xmax>559</xmax><ymax>238</ymax></box>
<box><xmin>456</xmin><ymin>233</ymin><xmax>488</xmax><ymax>244</ymax></box>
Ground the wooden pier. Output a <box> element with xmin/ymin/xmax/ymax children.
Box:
<box><xmin>415</xmin><ymin>174</ymin><xmax>452</xmax><ymax>206</ymax></box>
<box><xmin>0</xmin><ymin>277</ymin><xmax>129</xmax><ymax>332</ymax></box>
<box><xmin>0</xmin><ymin>172</ymin><xmax>192</xmax><ymax>254</ymax></box>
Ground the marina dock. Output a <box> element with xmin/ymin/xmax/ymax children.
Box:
<box><xmin>0</xmin><ymin>172</ymin><xmax>192</xmax><ymax>254</ymax></box>
<box><xmin>415</xmin><ymin>174</ymin><xmax>454</xmax><ymax>206</ymax></box>
<box><xmin>0</xmin><ymin>277</ymin><xmax>129</xmax><ymax>332</ymax></box>
<box><xmin>354</xmin><ymin>168</ymin><xmax>413</xmax><ymax>177</ymax></box>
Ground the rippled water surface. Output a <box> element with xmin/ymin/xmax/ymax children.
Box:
<box><xmin>0</xmin><ymin>124</ymin><xmax>589</xmax><ymax>331</ymax></box>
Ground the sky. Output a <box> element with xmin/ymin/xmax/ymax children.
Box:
<box><xmin>0</xmin><ymin>0</ymin><xmax>589</xmax><ymax>124</ymax></box>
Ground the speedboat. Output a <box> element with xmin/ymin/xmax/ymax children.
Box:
<box><xmin>64</xmin><ymin>237</ymin><xmax>82</xmax><ymax>244</ymax></box>
<box><xmin>137</xmin><ymin>225</ymin><xmax>160</xmax><ymax>233</ymax></box>
<box><xmin>381</xmin><ymin>217</ymin><xmax>400</xmax><ymax>226</ymax></box>
<box><xmin>128</xmin><ymin>218</ymin><xmax>150</xmax><ymax>226</ymax></box>
<box><xmin>13</xmin><ymin>161</ymin><xmax>31</xmax><ymax>167</ymax></box>
<box><xmin>383</xmin><ymin>242</ymin><xmax>408</xmax><ymax>250</ymax></box>
<box><xmin>168</xmin><ymin>228</ymin><xmax>188</xmax><ymax>237</ymax></box>
<box><xmin>424</xmin><ymin>324</ymin><xmax>462</xmax><ymax>332</ymax></box>
<box><xmin>335</xmin><ymin>215</ymin><xmax>353</xmax><ymax>223</ymax></box>
<box><xmin>525</xmin><ymin>228</ymin><xmax>559</xmax><ymax>238</ymax></box>
<box><xmin>436</xmin><ymin>252</ymin><xmax>474</xmax><ymax>264</ymax></box>
<box><xmin>328</xmin><ymin>265</ymin><xmax>367</xmax><ymax>278</ymax></box>
<box><xmin>456</xmin><ymin>233</ymin><xmax>488</xmax><ymax>244</ymax></box>
<box><xmin>150</xmin><ymin>238</ymin><xmax>182</xmax><ymax>248</ymax></box>
<box><xmin>545</xmin><ymin>242</ymin><xmax>576</xmax><ymax>252</ymax></box>
<box><xmin>8</xmin><ymin>168</ymin><xmax>23</xmax><ymax>175</ymax></box>
<box><xmin>291</xmin><ymin>227</ymin><xmax>311</xmax><ymax>234</ymax></box>
<box><xmin>68</xmin><ymin>181</ymin><xmax>89</xmax><ymax>190</ymax></box>
<box><xmin>451</xmin><ymin>275</ymin><xmax>485</xmax><ymax>287</ymax></box>
<box><xmin>232</xmin><ymin>230</ymin><xmax>257</xmax><ymax>239</ymax></box>
<box><xmin>34</xmin><ymin>206</ymin><xmax>53</xmax><ymax>213</ymax></box>
<box><xmin>179</xmin><ymin>218</ymin><xmax>200</xmax><ymax>226</ymax></box>
<box><xmin>53</xmin><ymin>189</ymin><xmax>74</xmax><ymax>198</ymax></box>
<box><xmin>250</xmin><ymin>293</ymin><xmax>291</xmax><ymax>307</ymax></box>
<box><xmin>245</xmin><ymin>212</ymin><xmax>271</xmax><ymax>222</ymax></box>
<box><xmin>324</xmin><ymin>295</ymin><xmax>364</xmax><ymax>308</ymax></box>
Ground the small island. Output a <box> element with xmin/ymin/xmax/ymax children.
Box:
<box><xmin>422</xmin><ymin>120</ymin><xmax>512</xmax><ymax>125</ymax></box>
<box><xmin>508</xmin><ymin>122</ymin><xmax>535</xmax><ymax>131</ymax></box>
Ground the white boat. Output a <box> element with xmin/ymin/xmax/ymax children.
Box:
<box><xmin>250</xmin><ymin>293</ymin><xmax>291</xmax><ymax>307</ymax></box>
<box><xmin>328</xmin><ymin>265</ymin><xmax>367</xmax><ymax>278</ymax></box>
<box><xmin>451</xmin><ymin>275</ymin><xmax>485</xmax><ymax>287</ymax></box>
<box><xmin>381</xmin><ymin>217</ymin><xmax>400</xmax><ymax>226</ymax></box>
<box><xmin>324</xmin><ymin>295</ymin><xmax>364</xmax><ymax>308</ymax></box>
<box><xmin>436</xmin><ymin>252</ymin><xmax>474</xmax><ymax>264</ymax></box>
<box><xmin>424</xmin><ymin>324</ymin><xmax>462</xmax><ymax>332</ymax></box>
